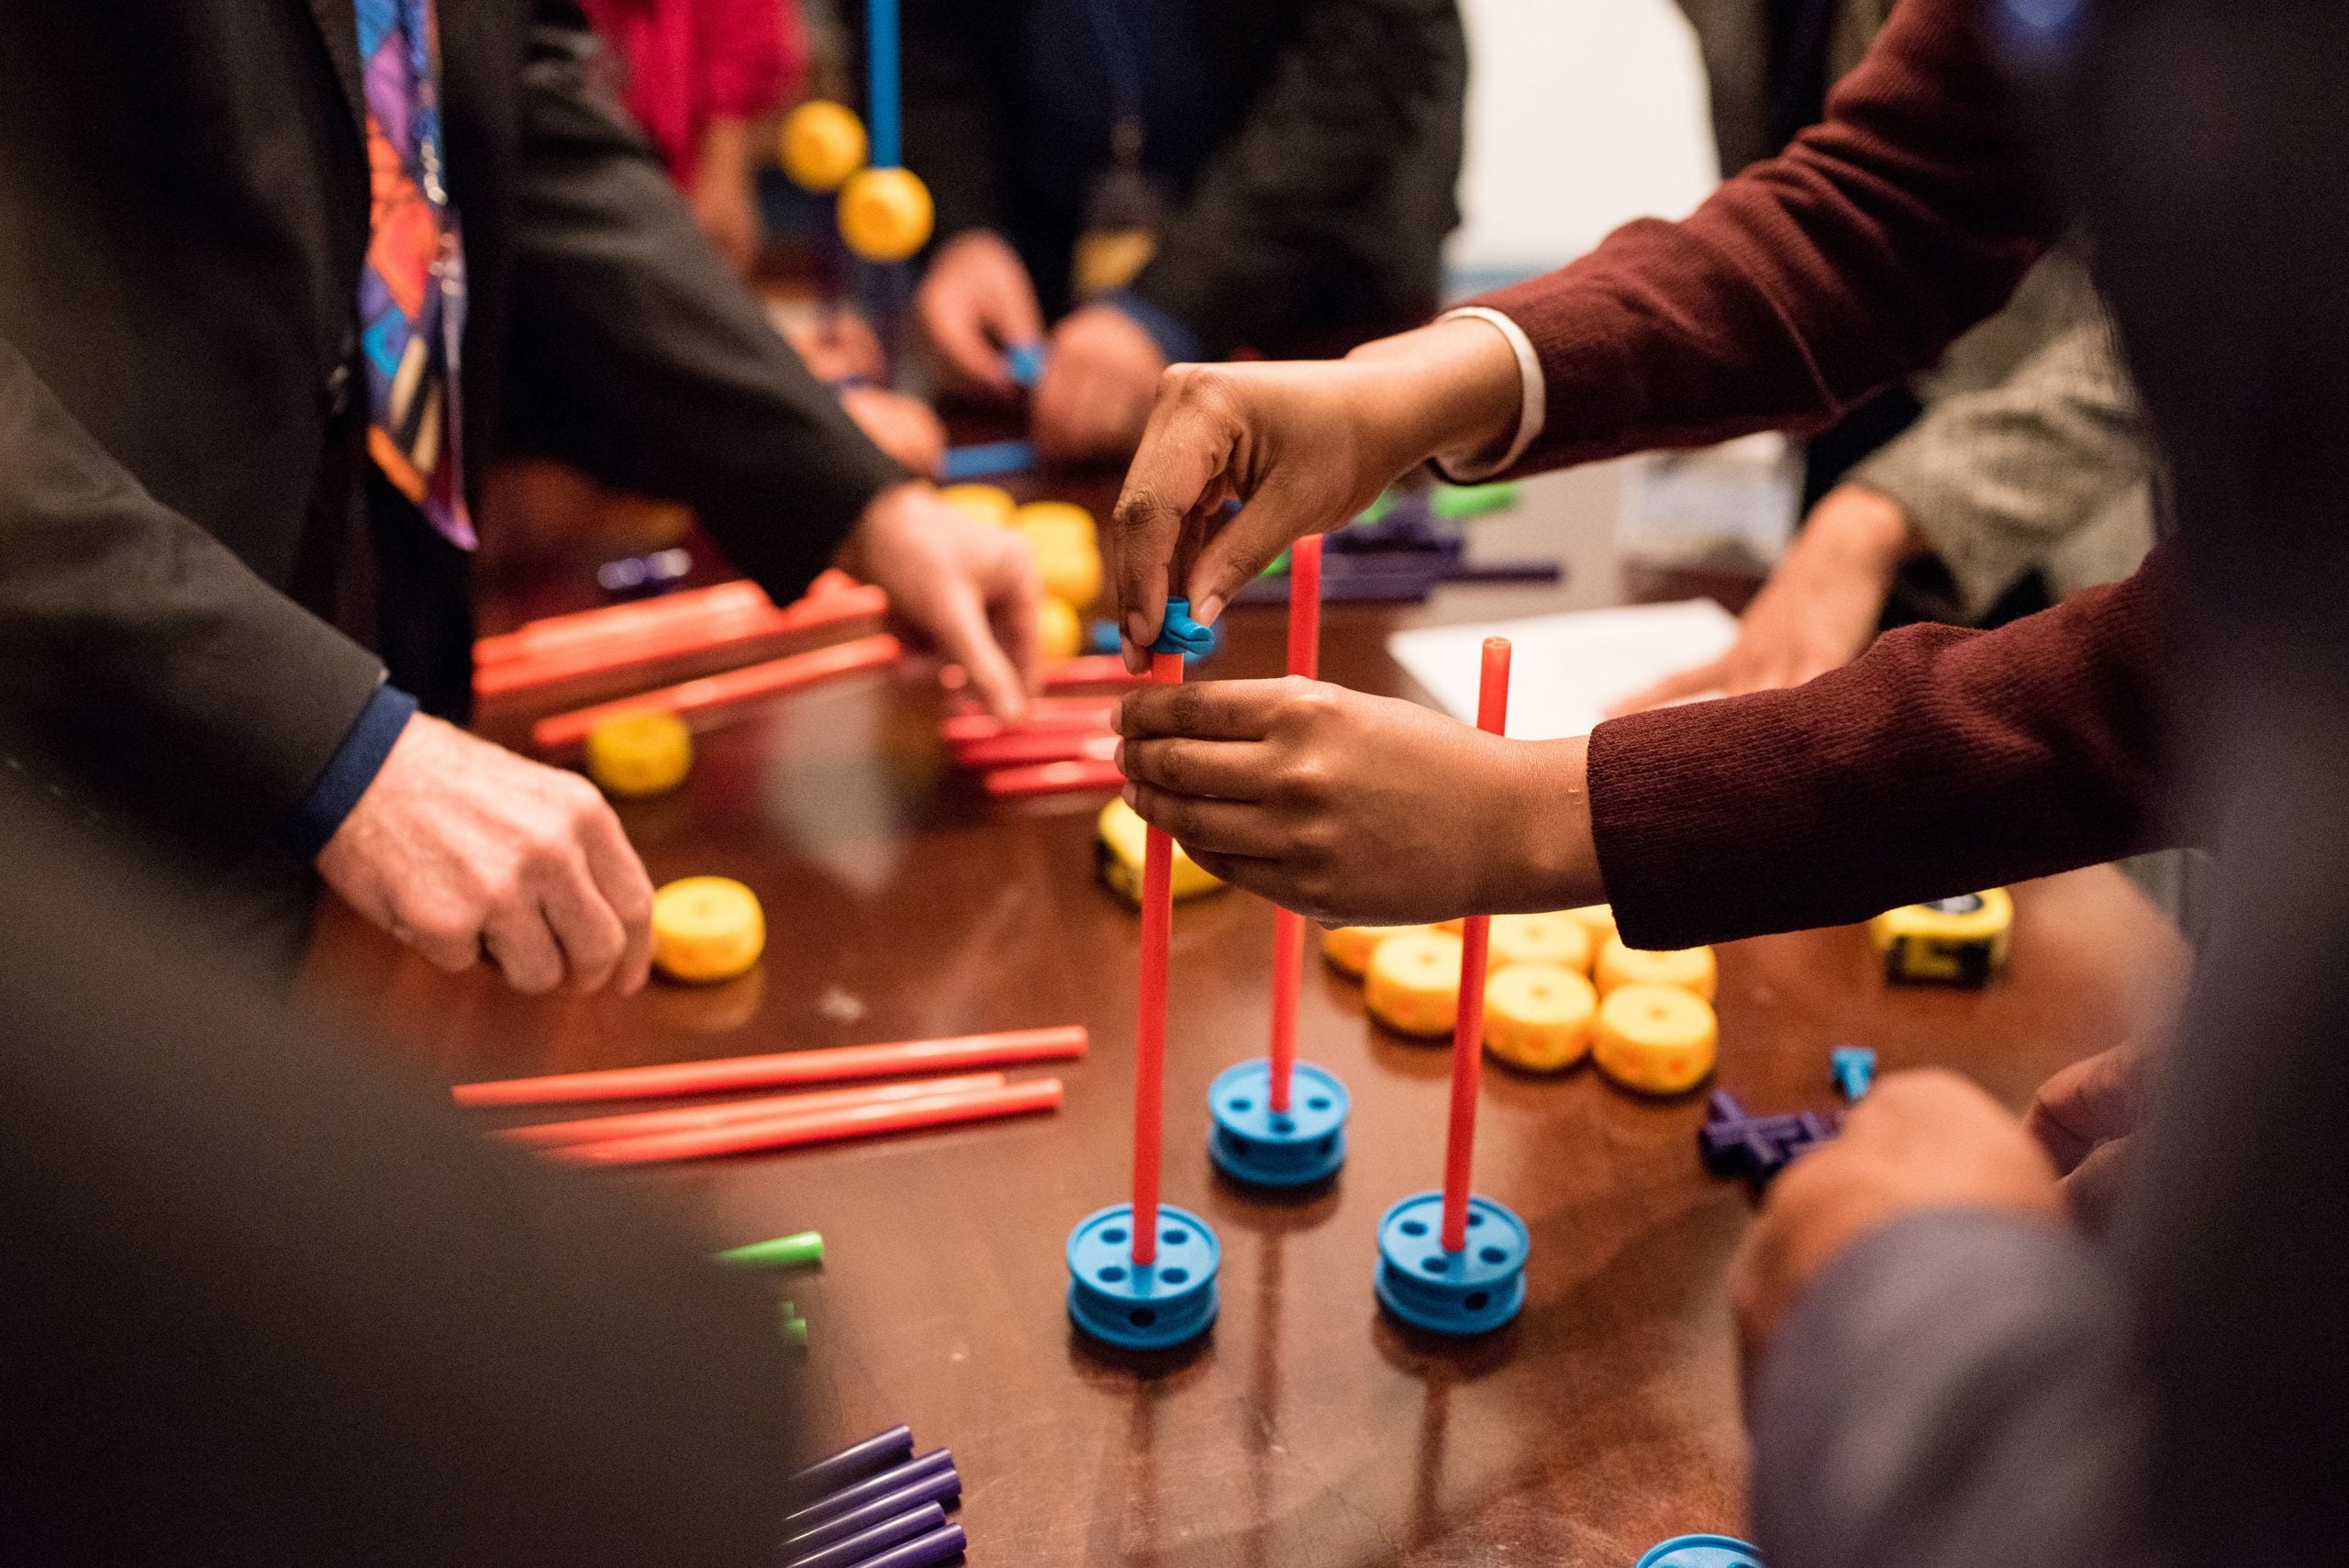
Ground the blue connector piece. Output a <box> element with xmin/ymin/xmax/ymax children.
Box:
<box><xmin>1373</xmin><ymin>1192</ymin><xmax>1529</xmax><ymax>1335</ymax></box>
<box><xmin>1207</xmin><ymin>1061</ymin><xmax>1349</xmax><ymax>1187</ymax></box>
<box><xmin>1003</xmin><ymin>341</ymin><xmax>1048</xmax><ymax>389</ymax></box>
<box><xmin>1152</xmin><ymin>597</ymin><xmax>1218</xmax><ymax>658</ymax></box>
<box><xmin>940</xmin><ymin>439</ymin><xmax>1037</xmax><ymax>480</ymax></box>
<box><xmin>1634</xmin><ymin>1536</ymin><xmax>1765</xmax><ymax>1568</ymax></box>
<box><xmin>1830</xmin><ymin>1045</ymin><xmax>1876</xmax><ymax>1101</ymax></box>
<box><xmin>1066</xmin><ymin>1203</ymin><xmax>1220</xmax><ymax>1350</ymax></box>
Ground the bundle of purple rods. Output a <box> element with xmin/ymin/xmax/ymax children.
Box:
<box><xmin>780</xmin><ymin>1425</ymin><xmax>965</xmax><ymax>1568</ymax></box>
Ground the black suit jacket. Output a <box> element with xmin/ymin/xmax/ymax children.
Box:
<box><xmin>0</xmin><ymin>2</ymin><xmax>897</xmax><ymax>852</ymax></box>
<box><xmin>893</xmin><ymin>0</ymin><xmax>1465</xmax><ymax>358</ymax></box>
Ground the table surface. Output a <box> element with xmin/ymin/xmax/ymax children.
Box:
<box><xmin>308</xmin><ymin>460</ymin><xmax>2188</xmax><ymax>1568</ymax></box>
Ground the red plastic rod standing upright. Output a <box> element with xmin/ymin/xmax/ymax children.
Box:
<box><xmin>1130</xmin><ymin>650</ymin><xmax>1186</xmax><ymax>1265</ymax></box>
<box><xmin>1268</xmin><ymin>534</ymin><xmax>1324</xmax><ymax>1113</ymax></box>
<box><xmin>1441</xmin><ymin>637</ymin><xmax>1512</xmax><ymax>1252</ymax></box>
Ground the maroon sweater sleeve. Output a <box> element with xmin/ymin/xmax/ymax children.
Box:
<box><xmin>1591</xmin><ymin>546</ymin><xmax>2184</xmax><ymax>951</ymax></box>
<box><xmin>1469</xmin><ymin>0</ymin><xmax>2054</xmax><ymax>471</ymax></box>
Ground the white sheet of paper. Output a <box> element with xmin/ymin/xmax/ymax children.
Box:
<box><xmin>1386</xmin><ymin>599</ymin><xmax>1741</xmax><ymax>739</ymax></box>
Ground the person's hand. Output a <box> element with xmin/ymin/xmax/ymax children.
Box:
<box><xmin>1609</xmin><ymin>484</ymin><xmax>1920</xmax><ymax>716</ymax></box>
<box><xmin>1030</xmin><ymin>303</ymin><xmax>1166</xmax><ymax>464</ymax></box>
<box><xmin>781</xmin><ymin>311</ymin><xmax>888</xmax><ymax>385</ymax></box>
<box><xmin>1730</xmin><ymin>1071</ymin><xmax>2062</xmax><ymax>1371</ymax></box>
<box><xmin>838</xmin><ymin>481</ymin><xmax>1041</xmax><ymax>721</ymax></box>
<box><xmin>687</xmin><ymin>117</ymin><xmax>762</xmax><ymax>276</ymax></box>
<box><xmin>2025</xmin><ymin>1040</ymin><xmax>2160</xmax><ymax>1227</ymax></box>
<box><xmin>840</xmin><ymin>385</ymin><xmax>948</xmax><ymax>478</ymax></box>
<box><xmin>316</xmin><ymin>715</ymin><xmax>655</xmax><ymax>996</ymax></box>
<box><xmin>1108</xmin><ymin>318</ymin><xmax>1522</xmax><ymax>668</ymax></box>
<box><xmin>1115</xmin><ymin>676</ymin><xmax>1598</xmax><ymax>923</ymax></box>
<box><xmin>915</xmin><ymin>229</ymin><xmax>1045</xmax><ymax>399</ymax></box>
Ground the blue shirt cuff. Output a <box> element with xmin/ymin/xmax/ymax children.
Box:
<box><xmin>283</xmin><ymin>684</ymin><xmax>417</xmax><ymax>859</ymax></box>
<box><xmin>1100</xmin><ymin>290</ymin><xmax>1203</xmax><ymax>366</ymax></box>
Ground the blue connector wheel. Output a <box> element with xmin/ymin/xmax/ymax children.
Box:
<box><xmin>1373</xmin><ymin>1192</ymin><xmax>1528</xmax><ymax>1335</ymax></box>
<box><xmin>1066</xmin><ymin>1203</ymin><xmax>1220</xmax><ymax>1350</ymax></box>
<box><xmin>1633</xmin><ymin>1536</ymin><xmax>1765</xmax><ymax>1568</ymax></box>
<box><xmin>1207</xmin><ymin>1060</ymin><xmax>1349</xmax><ymax>1187</ymax></box>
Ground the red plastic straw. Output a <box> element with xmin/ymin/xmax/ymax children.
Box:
<box><xmin>952</xmin><ymin>728</ymin><xmax>1116</xmax><ymax>769</ymax></box>
<box><xmin>475</xmin><ymin>581</ymin><xmax>771</xmax><ymax>665</ymax></box>
<box><xmin>453</xmin><ymin>1025</ymin><xmax>1087</xmax><ymax>1106</ymax></box>
<box><xmin>477</xmin><ymin>586</ymin><xmax>886</xmax><ymax>698</ymax></box>
<box><xmin>1442</xmin><ymin>637</ymin><xmax>1512</xmax><ymax>1252</ymax></box>
<box><xmin>531</xmin><ymin>634</ymin><xmax>901</xmax><ymax>751</ymax></box>
<box><xmin>497</xmin><ymin>1072</ymin><xmax>1009</xmax><ymax>1148</ymax></box>
<box><xmin>940</xmin><ymin>701</ymin><xmax>1117</xmax><ymax>744</ymax></box>
<box><xmin>1268</xmin><ymin>534</ymin><xmax>1323</xmax><ymax>1112</ymax></box>
<box><xmin>551</xmin><ymin>1077</ymin><xmax>1064</xmax><ymax>1167</ymax></box>
<box><xmin>1043</xmin><ymin>655</ymin><xmax>1151</xmax><ymax>691</ymax></box>
<box><xmin>1130</xmin><ymin>650</ymin><xmax>1184</xmax><ymax>1264</ymax></box>
<box><xmin>980</xmin><ymin>757</ymin><xmax>1124</xmax><ymax>796</ymax></box>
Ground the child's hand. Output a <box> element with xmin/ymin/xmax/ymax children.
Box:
<box><xmin>840</xmin><ymin>385</ymin><xmax>948</xmax><ymax>478</ymax></box>
<box><xmin>1114</xmin><ymin>676</ymin><xmax>1600</xmax><ymax>925</ymax></box>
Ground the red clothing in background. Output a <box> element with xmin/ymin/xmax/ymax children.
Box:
<box><xmin>581</xmin><ymin>0</ymin><xmax>807</xmax><ymax>183</ymax></box>
<box><xmin>1463</xmin><ymin>0</ymin><xmax>2188</xmax><ymax>949</ymax></box>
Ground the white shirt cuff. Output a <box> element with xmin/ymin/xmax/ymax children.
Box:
<box><xmin>1430</xmin><ymin>306</ymin><xmax>1546</xmax><ymax>483</ymax></box>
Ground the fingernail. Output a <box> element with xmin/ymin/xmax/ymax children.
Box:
<box><xmin>1195</xmin><ymin>594</ymin><xmax>1225</xmax><ymax>626</ymax></box>
<box><xmin>1112</xmin><ymin>740</ymin><xmax>1126</xmax><ymax>771</ymax></box>
<box><xmin>1126</xmin><ymin>611</ymin><xmax>1153</xmax><ymax>646</ymax></box>
<box><xmin>1122</xmin><ymin>784</ymin><xmax>1139</xmax><ymax>809</ymax></box>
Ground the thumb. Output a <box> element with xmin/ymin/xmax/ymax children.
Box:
<box><xmin>1184</xmin><ymin>474</ymin><xmax>1330</xmax><ymax>626</ymax></box>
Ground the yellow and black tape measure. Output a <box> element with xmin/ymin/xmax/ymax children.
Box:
<box><xmin>1866</xmin><ymin>888</ymin><xmax>2013</xmax><ymax>987</ymax></box>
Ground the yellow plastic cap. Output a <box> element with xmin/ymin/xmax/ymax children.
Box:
<box><xmin>778</xmin><ymin>101</ymin><xmax>868</xmax><ymax>193</ymax></box>
<box><xmin>1364</xmin><ymin>929</ymin><xmax>1465</xmax><ymax>1039</ymax></box>
<box><xmin>1595</xmin><ymin>935</ymin><xmax>1717</xmax><ymax>1001</ymax></box>
<box><xmin>1591</xmin><ymin>984</ymin><xmax>1718</xmax><ymax>1095</ymax></box>
<box><xmin>839</xmin><ymin>166</ymin><xmax>934</xmax><ymax>262</ymax></box>
<box><xmin>1096</xmin><ymin>797</ymin><xmax>1223</xmax><ymax>902</ymax></box>
<box><xmin>1483</xmin><ymin>962</ymin><xmax>1598</xmax><ymax>1072</ymax></box>
<box><xmin>1487</xmin><ymin>912</ymin><xmax>1595</xmax><ymax>974</ymax></box>
<box><xmin>939</xmin><ymin>483</ymin><xmax>1018</xmax><ymax>527</ymax></box>
<box><xmin>584</xmin><ymin>711</ymin><xmax>694</xmax><ymax>798</ymax></box>
<box><xmin>1564</xmin><ymin>904</ymin><xmax>1619</xmax><ymax>943</ymax></box>
<box><xmin>1320</xmin><ymin>923</ymin><xmax>1433</xmax><ymax>978</ymax></box>
<box><xmin>1013</xmin><ymin>500</ymin><xmax>1097</xmax><ymax>547</ymax></box>
<box><xmin>1028</xmin><ymin>537</ymin><xmax>1102</xmax><ymax>610</ymax></box>
<box><xmin>652</xmin><ymin>876</ymin><xmax>767</xmax><ymax>984</ymax></box>
<box><xmin>1039</xmin><ymin>595</ymin><xmax>1084</xmax><ymax>662</ymax></box>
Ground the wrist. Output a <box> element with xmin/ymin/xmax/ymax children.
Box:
<box><xmin>1807</xmin><ymin>484</ymin><xmax>1920</xmax><ymax>587</ymax></box>
<box><xmin>1344</xmin><ymin>319</ymin><xmax>1523</xmax><ymax>476</ymax></box>
<box><xmin>1483</xmin><ymin>735</ymin><xmax>1603</xmax><ymax>912</ymax></box>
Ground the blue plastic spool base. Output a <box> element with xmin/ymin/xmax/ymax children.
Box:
<box><xmin>1207</xmin><ymin>1060</ymin><xmax>1350</xmax><ymax>1187</ymax></box>
<box><xmin>1374</xmin><ymin>1192</ymin><xmax>1529</xmax><ymax>1335</ymax></box>
<box><xmin>1633</xmin><ymin>1535</ymin><xmax>1764</xmax><ymax>1568</ymax></box>
<box><xmin>1066</xmin><ymin>1203</ymin><xmax>1220</xmax><ymax>1350</ymax></box>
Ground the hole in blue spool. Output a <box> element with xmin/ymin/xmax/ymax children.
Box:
<box><xmin>1400</xmin><ymin>1219</ymin><xmax>1427</xmax><ymax>1237</ymax></box>
<box><xmin>1317</xmin><ymin>1137</ymin><xmax>1334</xmax><ymax>1154</ymax></box>
<box><xmin>1229</xmin><ymin>1098</ymin><xmax>1252</xmax><ymax>1114</ymax></box>
<box><xmin>1099</xmin><ymin>1265</ymin><xmax>1126</xmax><ymax>1283</ymax></box>
<box><xmin>1162</xmin><ymin>1267</ymin><xmax>1188</xmax><ymax>1284</ymax></box>
<box><xmin>1103</xmin><ymin>1227</ymin><xmax>1127</xmax><ymax>1245</ymax></box>
<box><xmin>1464</xmin><ymin>1291</ymin><xmax>1490</xmax><ymax>1312</ymax></box>
<box><xmin>1467</xmin><ymin>1212</ymin><xmax>1486</xmax><ymax>1229</ymax></box>
<box><xmin>1163</xmin><ymin>1229</ymin><xmax>1188</xmax><ymax>1246</ymax></box>
<box><xmin>1422</xmin><ymin>1258</ymin><xmax>1448</xmax><ymax>1276</ymax></box>
<box><xmin>1270</xmin><ymin>1116</ymin><xmax>1295</xmax><ymax>1133</ymax></box>
<box><xmin>1480</xmin><ymin>1246</ymin><xmax>1507</xmax><ymax>1264</ymax></box>
<box><xmin>1308</xmin><ymin>1095</ymin><xmax>1332</xmax><ymax>1111</ymax></box>
<box><xmin>1129</xmin><ymin>1307</ymin><xmax>1157</xmax><ymax>1327</ymax></box>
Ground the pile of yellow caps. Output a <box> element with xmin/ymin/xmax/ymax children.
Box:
<box><xmin>1322</xmin><ymin>905</ymin><xmax>1720</xmax><ymax>1095</ymax></box>
<box><xmin>941</xmin><ymin>487</ymin><xmax>1102</xmax><ymax>661</ymax></box>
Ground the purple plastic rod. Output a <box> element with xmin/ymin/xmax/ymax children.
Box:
<box><xmin>788</xmin><ymin>1427</ymin><xmax>915</xmax><ymax>1504</ymax></box>
<box><xmin>788</xmin><ymin>1450</ymin><xmax>955</xmax><ymax>1530</ymax></box>
<box><xmin>785</xmin><ymin>1503</ymin><xmax>949</xmax><ymax>1568</ymax></box>
<box><xmin>782</xmin><ymin>1469</ymin><xmax>963</xmax><ymax>1558</ymax></box>
<box><xmin>844</xmin><ymin>1522</ymin><xmax>967</xmax><ymax>1568</ymax></box>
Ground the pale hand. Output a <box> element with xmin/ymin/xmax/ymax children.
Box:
<box><xmin>915</xmin><ymin>229</ymin><xmax>1045</xmax><ymax>398</ymax></box>
<box><xmin>687</xmin><ymin>117</ymin><xmax>762</xmax><ymax>277</ymax></box>
<box><xmin>839</xmin><ymin>481</ymin><xmax>1042</xmax><ymax>722</ymax></box>
<box><xmin>1609</xmin><ymin>484</ymin><xmax>1920</xmax><ymax>716</ymax></box>
<box><xmin>840</xmin><ymin>385</ymin><xmax>949</xmax><ymax>479</ymax></box>
<box><xmin>1108</xmin><ymin>319</ymin><xmax>1521</xmax><ymax>668</ymax></box>
<box><xmin>1116</xmin><ymin>675</ymin><xmax>1598</xmax><ymax>925</ymax></box>
<box><xmin>1730</xmin><ymin>1070</ymin><xmax>2062</xmax><ymax>1373</ymax></box>
<box><xmin>1030</xmin><ymin>304</ymin><xmax>1165</xmax><ymax>465</ymax></box>
<box><xmin>317</xmin><ymin>714</ymin><xmax>655</xmax><ymax>995</ymax></box>
<box><xmin>2024</xmin><ymin>1040</ymin><xmax>2160</xmax><ymax>1227</ymax></box>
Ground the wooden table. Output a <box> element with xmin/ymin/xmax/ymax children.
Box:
<box><xmin>307</xmin><ymin>462</ymin><xmax>2188</xmax><ymax>1568</ymax></box>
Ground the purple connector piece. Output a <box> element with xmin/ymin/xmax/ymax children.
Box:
<box><xmin>787</xmin><ymin>1426</ymin><xmax>915</xmax><ymax>1505</ymax></box>
<box><xmin>1700</xmin><ymin>1094</ymin><xmax>1841</xmax><ymax>1191</ymax></box>
<box><xmin>782</xmin><ymin>1469</ymin><xmax>963</xmax><ymax>1559</ymax></box>
<box><xmin>848</xmin><ymin>1522</ymin><xmax>968</xmax><ymax>1568</ymax></box>
<box><xmin>785</xmin><ymin>1503</ymin><xmax>950</xmax><ymax>1568</ymax></box>
<box><xmin>787</xmin><ymin>1451</ymin><xmax>955</xmax><ymax>1531</ymax></box>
